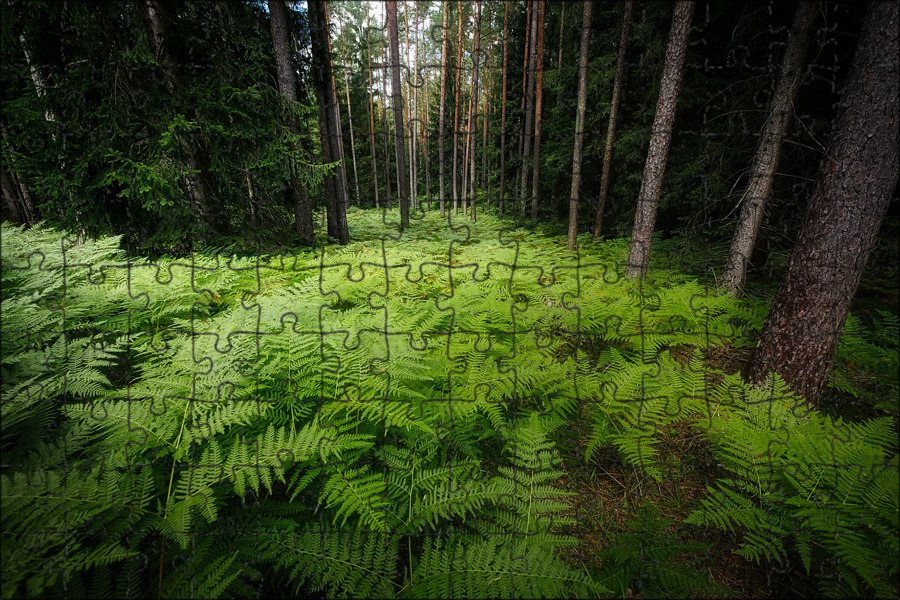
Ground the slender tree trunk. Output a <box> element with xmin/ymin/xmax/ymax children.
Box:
<box><xmin>387</xmin><ymin>1</ymin><xmax>410</xmax><ymax>229</ymax></box>
<box><xmin>467</xmin><ymin>1</ymin><xmax>483</xmax><ymax>220</ymax></box>
<box><xmin>438</xmin><ymin>0</ymin><xmax>450</xmax><ymax>217</ymax></box>
<box><xmin>499</xmin><ymin>1</ymin><xmax>509</xmax><ymax>218</ymax></box>
<box><xmin>519</xmin><ymin>1</ymin><xmax>539</xmax><ymax>207</ymax></box>
<box><xmin>337</xmin><ymin>11</ymin><xmax>361</xmax><ymax>207</ymax></box>
<box><xmin>721</xmin><ymin>0</ymin><xmax>818</xmax><ymax>296</ymax></box>
<box><xmin>365</xmin><ymin>4</ymin><xmax>380</xmax><ymax>208</ymax></box>
<box><xmin>625</xmin><ymin>1</ymin><xmax>694</xmax><ymax>278</ymax></box>
<box><xmin>482</xmin><ymin>4</ymin><xmax>492</xmax><ymax>198</ymax></box>
<box><xmin>557</xmin><ymin>1</ymin><xmax>565</xmax><ymax>68</ymax></box>
<box><xmin>145</xmin><ymin>0</ymin><xmax>229</xmax><ymax>237</ymax></box>
<box><xmin>516</xmin><ymin>1</ymin><xmax>532</xmax><ymax>205</ymax></box>
<box><xmin>593</xmin><ymin>0</ymin><xmax>632</xmax><ymax>239</ymax></box>
<box><xmin>749</xmin><ymin>0</ymin><xmax>898</xmax><ymax>405</ymax></box>
<box><xmin>309</xmin><ymin>0</ymin><xmax>349</xmax><ymax>244</ymax></box>
<box><xmin>1</xmin><ymin>123</ymin><xmax>38</xmax><ymax>226</ymax></box>
<box><xmin>403</xmin><ymin>1</ymin><xmax>417</xmax><ymax>210</ymax></box>
<box><xmin>269</xmin><ymin>0</ymin><xmax>314</xmax><ymax>244</ymax></box>
<box><xmin>452</xmin><ymin>1</ymin><xmax>464</xmax><ymax>214</ymax></box>
<box><xmin>380</xmin><ymin>28</ymin><xmax>394</xmax><ymax>208</ymax></box>
<box><xmin>530</xmin><ymin>0</ymin><xmax>546</xmax><ymax>224</ymax></box>
<box><xmin>566</xmin><ymin>0</ymin><xmax>593</xmax><ymax>250</ymax></box>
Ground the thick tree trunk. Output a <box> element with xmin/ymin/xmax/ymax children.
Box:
<box><xmin>566</xmin><ymin>0</ymin><xmax>593</xmax><ymax>250</ymax></box>
<box><xmin>749</xmin><ymin>0</ymin><xmax>899</xmax><ymax>405</ymax></box>
<box><xmin>438</xmin><ymin>0</ymin><xmax>450</xmax><ymax>217</ymax></box>
<box><xmin>269</xmin><ymin>0</ymin><xmax>314</xmax><ymax>244</ymax></box>
<box><xmin>499</xmin><ymin>1</ymin><xmax>509</xmax><ymax>218</ymax></box>
<box><xmin>529</xmin><ymin>0</ymin><xmax>546</xmax><ymax>225</ymax></box>
<box><xmin>593</xmin><ymin>0</ymin><xmax>632</xmax><ymax>239</ymax></box>
<box><xmin>365</xmin><ymin>4</ymin><xmax>380</xmax><ymax>209</ymax></box>
<box><xmin>309</xmin><ymin>0</ymin><xmax>349</xmax><ymax>244</ymax></box>
<box><xmin>625</xmin><ymin>1</ymin><xmax>694</xmax><ymax>278</ymax></box>
<box><xmin>721</xmin><ymin>0</ymin><xmax>817</xmax><ymax>296</ymax></box>
<box><xmin>518</xmin><ymin>1</ymin><xmax>540</xmax><ymax>207</ymax></box>
<box><xmin>145</xmin><ymin>0</ymin><xmax>229</xmax><ymax>237</ymax></box>
<box><xmin>451</xmin><ymin>2</ymin><xmax>464</xmax><ymax>215</ymax></box>
<box><xmin>387</xmin><ymin>1</ymin><xmax>410</xmax><ymax>229</ymax></box>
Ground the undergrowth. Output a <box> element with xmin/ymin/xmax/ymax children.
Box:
<box><xmin>2</xmin><ymin>209</ymin><xmax>897</xmax><ymax>598</ymax></box>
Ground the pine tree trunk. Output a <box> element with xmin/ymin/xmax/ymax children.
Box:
<box><xmin>749</xmin><ymin>0</ymin><xmax>899</xmax><ymax>405</ymax></box>
<box><xmin>387</xmin><ymin>1</ymin><xmax>410</xmax><ymax>229</ymax></box>
<box><xmin>380</xmin><ymin>30</ymin><xmax>394</xmax><ymax>209</ymax></box>
<box><xmin>468</xmin><ymin>1</ymin><xmax>483</xmax><ymax>220</ymax></box>
<box><xmin>557</xmin><ymin>2</ymin><xmax>565</xmax><ymax>68</ymax></box>
<box><xmin>516</xmin><ymin>1</ymin><xmax>532</xmax><ymax>204</ymax></box>
<box><xmin>269</xmin><ymin>0</ymin><xmax>314</xmax><ymax>244</ymax></box>
<box><xmin>519</xmin><ymin>1</ymin><xmax>539</xmax><ymax>207</ymax></box>
<box><xmin>451</xmin><ymin>2</ymin><xmax>464</xmax><ymax>215</ymax></box>
<box><xmin>309</xmin><ymin>0</ymin><xmax>349</xmax><ymax>244</ymax></box>
<box><xmin>593</xmin><ymin>0</ymin><xmax>632</xmax><ymax>239</ymax></box>
<box><xmin>529</xmin><ymin>0</ymin><xmax>546</xmax><ymax>225</ymax></box>
<box><xmin>337</xmin><ymin>11</ymin><xmax>361</xmax><ymax>207</ymax></box>
<box><xmin>566</xmin><ymin>0</ymin><xmax>593</xmax><ymax>250</ymax></box>
<box><xmin>721</xmin><ymin>0</ymin><xmax>817</xmax><ymax>297</ymax></box>
<box><xmin>438</xmin><ymin>0</ymin><xmax>450</xmax><ymax>217</ymax></box>
<box><xmin>403</xmin><ymin>1</ymin><xmax>417</xmax><ymax>211</ymax></box>
<box><xmin>482</xmin><ymin>5</ymin><xmax>492</xmax><ymax>199</ymax></box>
<box><xmin>499</xmin><ymin>1</ymin><xmax>509</xmax><ymax>218</ymax></box>
<box><xmin>625</xmin><ymin>1</ymin><xmax>694</xmax><ymax>278</ymax></box>
<box><xmin>365</xmin><ymin>4</ymin><xmax>380</xmax><ymax>209</ymax></box>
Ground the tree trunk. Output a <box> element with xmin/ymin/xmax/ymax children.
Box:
<box><xmin>482</xmin><ymin>5</ymin><xmax>492</xmax><ymax>198</ymax></box>
<box><xmin>625</xmin><ymin>1</ymin><xmax>694</xmax><ymax>278</ymax></box>
<box><xmin>721</xmin><ymin>0</ymin><xmax>818</xmax><ymax>296</ymax></box>
<box><xmin>529</xmin><ymin>0</ymin><xmax>546</xmax><ymax>225</ymax></box>
<box><xmin>566</xmin><ymin>0</ymin><xmax>593</xmax><ymax>250</ymax></box>
<box><xmin>749</xmin><ymin>0</ymin><xmax>899</xmax><ymax>405</ymax></box>
<box><xmin>516</xmin><ymin>1</ymin><xmax>532</xmax><ymax>204</ymax></box>
<box><xmin>145</xmin><ymin>0</ymin><xmax>229</xmax><ymax>237</ymax></box>
<box><xmin>365</xmin><ymin>4</ymin><xmax>380</xmax><ymax>209</ymax></box>
<box><xmin>336</xmin><ymin>11</ymin><xmax>361</xmax><ymax>207</ymax></box>
<box><xmin>309</xmin><ymin>0</ymin><xmax>349</xmax><ymax>244</ymax></box>
<box><xmin>438</xmin><ymin>0</ymin><xmax>450</xmax><ymax>217</ymax></box>
<box><xmin>593</xmin><ymin>0</ymin><xmax>632</xmax><ymax>239</ymax></box>
<box><xmin>467</xmin><ymin>1</ymin><xmax>483</xmax><ymax>220</ymax></box>
<box><xmin>403</xmin><ymin>1</ymin><xmax>417</xmax><ymax>211</ymax></box>
<box><xmin>499</xmin><ymin>1</ymin><xmax>510</xmax><ymax>218</ymax></box>
<box><xmin>380</xmin><ymin>28</ymin><xmax>394</xmax><ymax>209</ymax></box>
<box><xmin>269</xmin><ymin>0</ymin><xmax>314</xmax><ymax>244</ymax></box>
<box><xmin>451</xmin><ymin>1</ymin><xmax>464</xmax><ymax>215</ymax></box>
<box><xmin>557</xmin><ymin>1</ymin><xmax>565</xmax><ymax>68</ymax></box>
<box><xmin>387</xmin><ymin>1</ymin><xmax>410</xmax><ymax>229</ymax></box>
<box><xmin>518</xmin><ymin>0</ymin><xmax>540</xmax><ymax>206</ymax></box>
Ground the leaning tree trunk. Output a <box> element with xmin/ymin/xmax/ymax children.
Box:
<box><xmin>518</xmin><ymin>0</ymin><xmax>540</xmax><ymax>207</ymax></box>
<box><xmin>498</xmin><ymin>1</ymin><xmax>509</xmax><ymax>218</ymax></box>
<box><xmin>309</xmin><ymin>0</ymin><xmax>349</xmax><ymax>244</ymax></box>
<box><xmin>387</xmin><ymin>1</ymin><xmax>410</xmax><ymax>229</ymax></box>
<box><xmin>269</xmin><ymin>0</ymin><xmax>314</xmax><ymax>244</ymax></box>
<box><xmin>438</xmin><ymin>0</ymin><xmax>450</xmax><ymax>217</ymax></box>
<box><xmin>625</xmin><ymin>1</ymin><xmax>694</xmax><ymax>278</ymax></box>
<box><xmin>365</xmin><ymin>4</ymin><xmax>380</xmax><ymax>208</ymax></box>
<box><xmin>720</xmin><ymin>0</ymin><xmax>818</xmax><ymax>297</ymax></box>
<box><xmin>593</xmin><ymin>0</ymin><xmax>632</xmax><ymax>239</ymax></box>
<box><xmin>529</xmin><ymin>0</ymin><xmax>546</xmax><ymax>225</ymax></box>
<box><xmin>566</xmin><ymin>0</ymin><xmax>593</xmax><ymax>250</ymax></box>
<box><xmin>749</xmin><ymin>0</ymin><xmax>899</xmax><ymax>405</ymax></box>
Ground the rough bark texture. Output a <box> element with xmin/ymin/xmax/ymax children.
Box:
<box><xmin>498</xmin><ymin>1</ymin><xmax>509</xmax><ymax>218</ymax></box>
<box><xmin>438</xmin><ymin>0</ymin><xmax>450</xmax><ymax>217</ymax></box>
<box><xmin>593</xmin><ymin>0</ymin><xmax>632</xmax><ymax>239</ymax></box>
<box><xmin>364</xmin><ymin>4</ymin><xmax>380</xmax><ymax>209</ymax></box>
<box><xmin>387</xmin><ymin>1</ymin><xmax>410</xmax><ymax>228</ymax></box>
<box><xmin>566</xmin><ymin>0</ymin><xmax>593</xmax><ymax>251</ymax></box>
<box><xmin>146</xmin><ymin>0</ymin><xmax>229</xmax><ymax>237</ymax></box>
<box><xmin>749</xmin><ymin>0</ymin><xmax>899</xmax><ymax>404</ymax></box>
<box><xmin>625</xmin><ymin>1</ymin><xmax>694</xmax><ymax>278</ymax></box>
<box><xmin>529</xmin><ymin>0</ymin><xmax>546</xmax><ymax>224</ymax></box>
<box><xmin>269</xmin><ymin>0</ymin><xmax>314</xmax><ymax>244</ymax></box>
<box><xmin>721</xmin><ymin>0</ymin><xmax>817</xmax><ymax>296</ymax></box>
<box><xmin>309</xmin><ymin>0</ymin><xmax>349</xmax><ymax>244</ymax></box>
<box><xmin>518</xmin><ymin>1</ymin><xmax>540</xmax><ymax>207</ymax></box>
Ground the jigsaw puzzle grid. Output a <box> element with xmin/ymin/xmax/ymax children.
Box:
<box><xmin>2</xmin><ymin>1</ymin><xmax>898</xmax><ymax>598</ymax></box>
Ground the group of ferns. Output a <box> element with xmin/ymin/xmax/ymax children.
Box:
<box><xmin>1</xmin><ymin>212</ymin><xmax>897</xmax><ymax>599</ymax></box>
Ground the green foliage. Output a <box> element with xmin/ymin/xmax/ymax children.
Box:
<box><xmin>2</xmin><ymin>213</ymin><xmax>897</xmax><ymax>598</ymax></box>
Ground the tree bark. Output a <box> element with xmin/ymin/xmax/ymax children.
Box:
<box><xmin>518</xmin><ymin>1</ymin><xmax>540</xmax><ymax>207</ymax></box>
<box><xmin>269</xmin><ymin>0</ymin><xmax>314</xmax><ymax>244</ymax></box>
<box><xmin>145</xmin><ymin>0</ymin><xmax>229</xmax><ymax>237</ymax></box>
<box><xmin>721</xmin><ymin>0</ymin><xmax>818</xmax><ymax>296</ymax></box>
<box><xmin>365</xmin><ymin>3</ymin><xmax>380</xmax><ymax>208</ymax></box>
<box><xmin>498</xmin><ymin>1</ymin><xmax>510</xmax><ymax>218</ymax></box>
<box><xmin>529</xmin><ymin>0</ymin><xmax>546</xmax><ymax>224</ymax></box>
<box><xmin>467</xmin><ymin>1</ymin><xmax>483</xmax><ymax>220</ymax></box>
<box><xmin>438</xmin><ymin>0</ymin><xmax>450</xmax><ymax>217</ymax></box>
<box><xmin>403</xmin><ymin>2</ymin><xmax>417</xmax><ymax>210</ymax></box>
<box><xmin>387</xmin><ymin>1</ymin><xmax>410</xmax><ymax>228</ymax></box>
<box><xmin>749</xmin><ymin>0</ymin><xmax>899</xmax><ymax>405</ymax></box>
<box><xmin>557</xmin><ymin>1</ymin><xmax>565</xmax><ymax>68</ymax></box>
<box><xmin>516</xmin><ymin>1</ymin><xmax>532</xmax><ymax>203</ymax></box>
<box><xmin>593</xmin><ymin>0</ymin><xmax>632</xmax><ymax>239</ymax></box>
<box><xmin>625</xmin><ymin>1</ymin><xmax>694</xmax><ymax>278</ymax></box>
<box><xmin>380</xmin><ymin>27</ymin><xmax>394</xmax><ymax>208</ymax></box>
<box><xmin>309</xmin><ymin>0</ymin><xmax>349</xmax><ymax>244</ymax></box>
<box><xmin>566</xmin><ymin>0</ymin><xmax>593</xmax><ymax>250</ymax></box>
<box><xmin>336</xmin><ymin>10</ymin><xmax>361</xmax><ymax>207</ymax></box>
<box><xmin>451</xmin><ymin>1</ymin><xmax>464</xmax><ymax>215</ymax></box>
